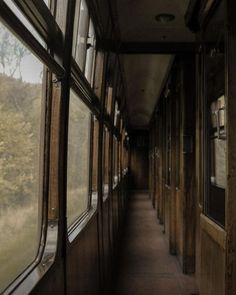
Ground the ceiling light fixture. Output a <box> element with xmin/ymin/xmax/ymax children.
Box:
<box><xmin>155</xmin><ymin>13</ymin><xmax>175</xmax><ymax>23</ymax></box>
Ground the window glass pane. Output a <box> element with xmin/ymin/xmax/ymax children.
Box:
<box><xmin>3</xmin><ymin>0</ymin><xmax>45</xmax><ymax>46</ymax></box>
<box><xmin>103</xmin><ymin>128</ymin><xmax>109</xmax><ymax>195</ymax></box>
<box><xmin>106</xmin><ymin>87</ymin><xmax>113</xmax><ymax>115</ymax></box>
<box><xmin>43</xmin><ymin>0</ymin><xmax>49</xmax><ymax>7</ymax></box>
<box><xmin>72</xmin><ymin>0</ymin><xmax>81</xmax><ymax>56</ymax></box>
<box><xmin>85</xmin><ymin>19</ymin><xmax>96</xmax><ymax>84</ymax></box>
<box><xmin>113</xmin><ymin>137</ymin><xmax>118</xmax><ymax>186</ymax></box>
<box><xmin>67</xmin><ymin>90</ymin><xmax>91</xmax><ymax>227</ymax></box>
<box><xmin>73</xmin><ymin>0</ymin><xmax>89</xmax><ymax>72</ymax></box>
<box><xmin>93</xmin><ymin>51</ymin><xmax>104</xmax><ymax>99</ymax></box>
<box><xmin>114</xmin><ymin>102</ymin><xmax>119</xmax><ymax>126</ymax></box>
<box><xmin>0</xmin><ymin>22</ymin><xmax>43</xmax><ymax>292</ymax></box>
<box><xmin>55</xmin><ymin>0</ymin><xmax>68</xmax><ymax>34</ymax></box>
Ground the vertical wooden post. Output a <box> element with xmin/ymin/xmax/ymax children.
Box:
<box><xmin>181</xmin><ymin>54</ymin><xmax>196</xmax><ymax>273</ymax></box>
<box><xmin>169</xmin><ymin>73</ymin><xmax>177</xmax><ymax>255</ymax></box>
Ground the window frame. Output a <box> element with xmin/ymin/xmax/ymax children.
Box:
<box><xmin>0</xmin><ymin>19</ymin><xmax>58</xmax><ymax>294</ymax></box>
<box><xmin>202</xmin><ymin>0</ymin><xmax>226</xmax><ymax>228</ymax></box>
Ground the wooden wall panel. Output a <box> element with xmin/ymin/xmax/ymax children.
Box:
<box><xmin>181</xmin><ymin>55</ymin><xmax>196</xmax><ymax>274</ymax></box>
<box><xmin>32</xmin><ymin>261</ymin><xmax>65</xmax><ymax>295</ymax></box>
<box><xmin>112</xmin><ymin>186</ymin><xmax>119</xmax><ymax>250</ymax></box>
<box><xmin>66</xmin><ymin>215</ymin><xmax>100</xmax><ymax>295</ymax></box>
<box><xmin>164</xmin><ymin>188</ymin><xmax>170</xmax><ymax>238</ymax></box>
<box><xmin>103</xmin><ymin>198</ymin><xmax>112</xmax><ymax>291</ymax></box>
<box><xmin>201</xmin><ymin>230</ymin><xmax>225</xmax><ymax>295</ymax></box>
<box><xmin>175</xmin><ymin>189</ymin><xmax>184</xmax><ymax>267</ymax></box>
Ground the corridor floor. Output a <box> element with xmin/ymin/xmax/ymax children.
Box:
<box><xmin>112</xmin><ymin>192</ymin><xmax>198</xmax><ymax>295</ymax></box>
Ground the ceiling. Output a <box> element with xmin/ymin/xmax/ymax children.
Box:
<box><xmin>112</xmin><ymin>0</ymin><xmax>195</xmax><ymax>129</ymax></box>
<box><xmin>122</xmin><ymin>54</ymin><xmax>174</xmax><ymax>128</ymax></box>
<box><xmin>117</xmin><ymin>0</ymin><xmax>194</xmax><ymax>42</ymax></box>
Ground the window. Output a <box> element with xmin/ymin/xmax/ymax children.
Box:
<box><xmin>206</xmin><ymin>96</ymin><xmax>226</xmax><ymax>225</ymax></box>
<box><xmin>0</xmin><ymin>22</ymin><xmax>44</xmax><ymax>292</ymax></box>
<box><xmin>67</xmin><ymin>90</ymin><xmax>91</xmax><ymax>227</ymax></box>
<box><xmin>43</xmin><ymin>0</ymin><xmax>49</xmax><ymax>7</ymax></box>
<box><xmin>103</xmin><ymin>127</ymin><xmax>110</xmax><ymax>195</ymax></box>
<box><xmin>92</xmin><ymin>117</ymin><xmax>99</xmax><ymax>193</ymax></box>
<box><xmin>204</xmin><ymin>1</ymin><xmax>225</xmax><ymax>227</ymax></box>
<box><xmin>114</xmin><ymin>101</ymin><xmax>120</xmax><ymax>127</ymax></box>
<box><xmin>85</xmin><ymin>19</ymin><xmax>96</xmax><ymax>84</ymax></box>
<box><xmin>73</xmin><ymin>0</ymin><xmax>89</xmax><ymax>72</ymax></box>
<box><xmin>3</xmin><ymin>0</ymin><xmax>45</xmax><ymax>45</ymax></box>
<box><xmin>72</xmin><ymin>0</ymin><xmax>96</xmax><ymax>85</ymax></box>
<box><xmin>113</xmin><ymin>137</ymin><xmax>118</xmax><ymax>186</ymax></box>
<box><xmin>106</xmin><ymin>87</ymin><xmax>113</xmax><ymax>115</ymax></box>
<box><xmin>55</xmin><ymin>0</ymin><xmax>68</xmax><ymax>34</ymax></box>
<box><xmin>93</xmin><ymin>51</ymin><xmax>105</xmax><ymax>99</ymax></box>
<box><xmin>91</xmin><ymin>117</ymin><xmax>99</xmax><ymax>206</ymax></box>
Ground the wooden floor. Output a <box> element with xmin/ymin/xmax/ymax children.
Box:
<box><xmin>112</xmin><ymin>192</ymin><xmax>198</xmax><ymax>295</ymax></box>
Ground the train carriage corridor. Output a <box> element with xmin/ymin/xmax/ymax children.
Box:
<box><xmin>1</xmin><ymin>0</ymin><xmax>236</xmax><ymax>294</ymax></box>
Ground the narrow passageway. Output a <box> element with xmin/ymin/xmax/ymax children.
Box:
<box><xmin>112</xmin><ymin>192</ymin><xmax>197</xmax><ymax>295</ymax></box>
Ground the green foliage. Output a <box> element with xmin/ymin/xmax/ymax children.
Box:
<box><xmin>0</xmin><ymin>74</ymin><xmax>42</xmax><ymax>210</ymax></box>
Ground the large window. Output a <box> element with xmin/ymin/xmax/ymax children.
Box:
<box><xmin>67</xmin><ymin>90</ymin><xmax>91</xmax><ymax>227</ymax></box>
<box><xmin>0</xmin><ymin>22</ymin><xmax>44</xmax><ymax>292</ymax></box>
<box><xmin>204</xmin><ymin>1</ymin><xmax>225</xmax><ymax>227</ymax></box>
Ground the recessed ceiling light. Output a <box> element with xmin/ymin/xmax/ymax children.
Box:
<box><xmin>155</xmin><ymin>13</ymin><xmax>175</xmax><ymax>23</ymax></box>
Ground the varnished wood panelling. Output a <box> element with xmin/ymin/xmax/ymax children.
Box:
<box><xmin>32</xmin><ymin>262</ymin><xmax>65</xmax><ymax>295</ymax></box>
<box><xmin>112</xmin><ymin>186</ymin><xmax>119</xmax><ymax>251</ymax></box>
<box><xmin>103</xmin><ymin>198</ymin><xmax>112</xmax><ymax>292</ymax></box>
<box><xmin>175</xmin><ymin>189</ymin><xmax>184</xmax><ymax>267</ymax></box>
<box><xmin>164</xmin><ymin>187</ymin><xmax>171</xmax><ymax>238</ymax></box>
<box><xmin>200</xmin><ymin>214</ymin><xmax>226</xmax><ymax>249</ymax></box>
<box><xmin>200</xmin><ymin>228</ymin><xmax>225</xmax><ymax>295</ymax></box>
<box><xmin>66</xmin><ymin>215</ymin><xmax>100</xmax><ymax>295</ymax></box>
<box><xmin>181</xmin><ymin>55</ymin><xmax>196</xmax><ymax>274</ymax></box>
<box><xmin>157</xmin><ymin>111</ymin><xmax>164</xmax><ymax>224</ymax></box>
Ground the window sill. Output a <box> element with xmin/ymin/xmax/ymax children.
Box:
<box><xmin>67</xmin><ymin>206</ymin><xmax>97</xmax><ymax>243</ymax></box>
<box><xmin>200</xmin><ymin>213</ymin><xmax>226</xmax><ymax>250</ymax></box>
